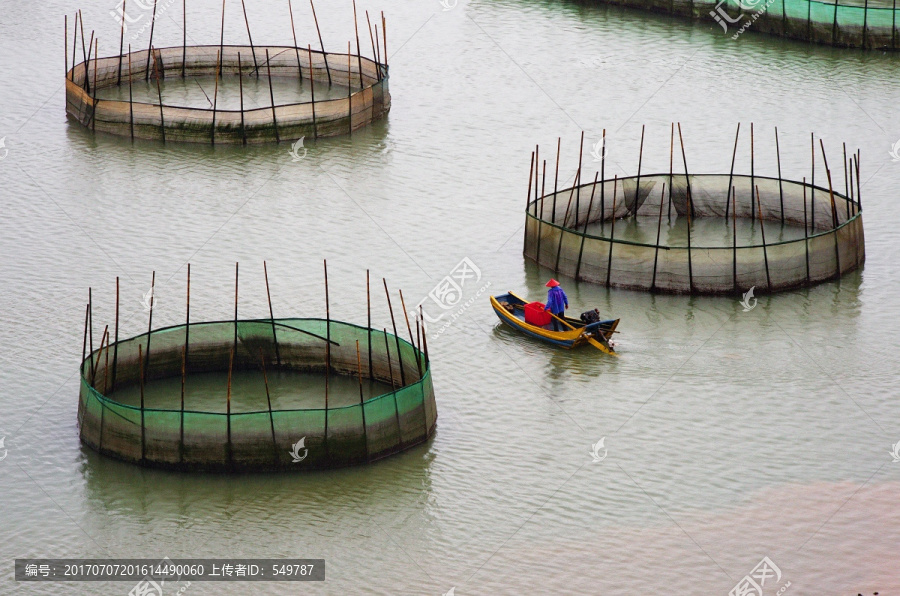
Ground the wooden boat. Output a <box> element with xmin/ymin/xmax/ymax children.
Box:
<box><xmin>490</xmin><ymin>291</ymin><xmax>620</xmax><ymax>355</ymax></box>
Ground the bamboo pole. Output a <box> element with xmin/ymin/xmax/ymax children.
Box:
<box><xmin>182</xmin><ymin>0</ymin><xmax>187</xmax><ymax>77</ymax></box>
<box><xmin>152</xmin><ymin>47</ymin><xmax>166</xmax><ymax>143</ymax></box>
<box><xmin>263</xmin><ymin>261</ymin><xmax>280</xmax><ymax>365</ymax></box>
<box><xmin>824</xmin><ymin>165</ymin><xmax>843</xmax><ymax>279</ymax></box>
<box><xmin>554</xmin><ymin>170</ymin><xmax>580</xmax><ymax>272</ymax></box>
<box><xmin>66</xmin><ymin>15</ymin><xmax>68</xmax><ymax>80</ymax></box>
<box><xmin>686</xmin><ymin>181</ymin><xmax>694</xmax><ymax>294</ymax></box>
<box><xmin>677</xmin><ymin>123</ymin><xmax>694</xmax><ymax>219</ymax></box>
<box><xmin>139</xmin><ymin>343</ymin><xmax>146</xmax><ymax>463</ymax></box>
<box><xmin>668</xmin><ymin>123</ymin><xmax>674</xmax><ymax>220</ymax></box>
<box><xmin>265</xmin><ymin>49</ymin><xmax>280</xmax><ymax>142</ymax></box>
<box><xmin>606</xmin><ymin>176</ymin><xmax>618</xmax><ymax>287</ymax></box>
<box><xmin>750</xmin><ymin>122</ymin><xmax>755</xmax><ymax>215</ymax></box>
<box><xmin>374</xmin><ymin>23</ymin><xmax>382</xmax><ymax>76</ymax></box>
<box><xmin>819</xmin><ymin>139</ymin><xmax>839</xmax><ymax>229</ymax></box>
<box><xmin>79</xmin><ymin>13</ymin><xmax>88</xmax><ymax>91</ymax></box>
<box><xmin>600</xmin><ymin>130</ymin><xmax>606</xmax><ymax>221</ymax></box>
<box><xmin>71</xmin><ymin>12</ymin><xmax>78</xmax><ymax>81</ymax></box>
<box><xmin>633</xmin><ymin>125</ymin><xmax>645</xmax><ymax>218</ymax></box>
<box><xmin>218</xmin><ymin>0</ymin><xmax>226</xmax><ymax>77</ymax></box>
<box><xmin>365</xmin><ymin>10</ymin><xmax>379</xmax><ymax>81</ymax></box>
<box><xmin>353</xmin><ymin>0</ymin><xmax>364</xmax><ymax>88</ymax></box>
<box><xmin>356</xmin><ymin>340</ymin><xmax>369</xmax><ymax>462</ymax></box>
<box><xmin>185</xmin><ymin>264</ymin><xmax>191</xmax><ymax>374</ymax></box>
<box><xmin>651</xmin><ymin>183</ymin><xmax>666</xmax><ymax>292</ymax></box>
<box><xmin>128</xmin><ymin>46</ymin><xmax>134</xmax><ymax>140</ymax></box>
<box><xmin>174</xmin><ymin>345</ymin><xmax>184</xmax><ymax>465</ymax></box>
<box><xmin>384</xmin><ymin>328</ymin><xmax>404</xmax><ymax>447</ymax></box>
<box><xmin>85</xmin><ymin>29</ymin><xmax>95</xmax><ymax>93</ymax></box>
<box><xmin>725</xmin><ymin>123</ymin><xmax>740</xmax><ymax>218</ymax></box>
<box><xmin>238</xmin><ymin>53</ymin><xmax>246</xmax><ymax>144</ymax></box>
<box><xmin>233</xmin><ymin>262</ymin><xmax>239</xmax><ymax>358</ymax></box>
<box><xmin>732</xmin><ymin>185</ymin><xmax>738</xmax><ymax>292</ymax></box>
<box><xmin>310</xmin><ymin>0</ymin><xmax>332</xmax><ymax>84</ymax></box>
<box><xmin>553</xmin><ymin>138</ymin><xmax>561</xmax><ymax>224</ymax></box>
<box><xmin>103</xmin><ymin>328</ymin><xmax>110</xmax><ymax>393</ymax></box>
<box><xmin>259</xmin><ymin>349</ymin><xmax>278</xmax><ymax>467</ymax></box>
<box><xmin>756</xmin><ymin>186</ymin><xmax>771</xmax><ymax>292</ymax></box>
<box><xmin>93</xmin><ymin>326</ymin><xmax>109</xmax><ymax>388</ymax></box>
<box><xmin>239</xmin><ymin>0</ymin><xmax>259</xmax><ymax>75</ymax></box>
<box><xmin>856</xmin><ymin>150</ymin><xmax>861</xmax><ymax>211</ymax></box>
<box><xmin>211</xmin><ymin>50</ymin><xmax>220</xmax><ymax>145</ymax></box>
<box><xmin>843</xmin><ymin>143</ymin><xmax>851</xmax><ymax>220</ymax></box>
<box><xmin>536</xmin><ymin>158</ymin><xmax>546</xmax><ymax>266</ymax></box>
<box><xmin>324</xmin><ymin>261</ymin><xmax>331</xmax><ymax>425</ymax></box>
<box><xmin>145</xmin><ymin>271</ymin><xmax>155</xmax><ymax>381</ymax></box>
<box><xmin>383</xmin><ymin>279</ymin><xmax>406</xmax><ymax>385</ymax></box>
<box><xmin>117</xmin><ymin>4</ymin><xmax>125</xmax><ymax>85</ymax></box>
<box><xmin>366</xmin><ymin>269</ymin><xmax>374</xmax><ymax>380</ymax></box>
<box><xmin>419</xmin><ymin>306</ymin><xmax>429</xmax><ymax>366</ymax></box>
<box><xmin>308</xmin><ymin>45</ymin><xmax>317</xmax><ymax>138</ymax></box>
<box><xmin>92</xmin><ymin>39</ymin><xmax>98</xmax><ymax>132</ymax></box>
<box><xmin>112</xmin><ymin>277</ymin><xmax>120</xmax><ymax>390</ymax></box>
<box><xmin>89</xmin><ymin>287</ymin><xmax>94</xmax><ymax>378</ymax></box>
<box><xmin>226</xmin><ymin>346</ymin><xmax>233</xmax><ymax>469</ymax></box>
<box><xmin>145</xmin><ymin>0</ymin><xmax>159</xmax><ymax>80</ymax></box>
<box><xmin>289</xmin><ymin>0</ymin><xmax>303</xmax><ymax>82</ymax></box>
<box><xmin>381</xmin><ymin>11</ymin><xmax>387</xmax><ymax>68</ymax></box>
<box><xmin>348</xmin><ymin>42</ymin><xmax>353</xmax><ymax>135</ymax></box>
<box><xmin>81</xmin><ymin>303</ymin><xmax>89</xmax><ymax>378</ymax></box>
<box><xmin>398</xmin><ymin>289</ymin><xmax>421</xmax><ymax>377</ymax></box>
<box><xmin>775</xmin><ymin>126</ymin><xmax>785</xmax><ymax>224</ymax></box>
<box><xmin>524</xmin><ymin>150</ymin><xmax>534</xmax><ymax>255</ymax></box>
<box><xmin>574</xmin><ymin>172</ymin><xmax>600</xmax><ymax>281</ymax></box>
<box><xmin>576</xmin><ymin>133</ymin><xmax>584</xmax><ymax>226</ymax></box>
<box><xmin>803</xmin><ymin>179</ymin><xmax>810</xmax><ymax>284</ymax></box>
<box><xmin>810</xmin><ymin>133</ymin><xmax>816</xmax><ymax>231</ymax></box>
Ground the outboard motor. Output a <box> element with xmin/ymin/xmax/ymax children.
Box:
<box><xmin>580</xmin><ymin>308</ymin><xmax>600</xmax><ymax>324</ymax></box>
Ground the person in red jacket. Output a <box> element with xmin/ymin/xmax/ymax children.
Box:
<box><xmin>543</xmin><ymin>279</ymin><xmax>568</xmax><ymax>331</ymax></box>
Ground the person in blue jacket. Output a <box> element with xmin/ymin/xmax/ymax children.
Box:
<box><xmin>544</xmin><ymin>279</ymin><xmax>568</xmax><ymax>331</ymax></box>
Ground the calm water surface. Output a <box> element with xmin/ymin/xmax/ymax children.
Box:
<box><xmin>1</xmin><ymin>0</ymin><xmax>900</xmax><ymax>594</ymax></box>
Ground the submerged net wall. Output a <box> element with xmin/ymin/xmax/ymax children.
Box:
<box><xmin>524</xmin><ymin>173</ymin><xmax>864</xmax><ymax>294</ymax></box>
<box><xmin>66</xmin><ymin>45</ymin><xmax>390</xmax><ymax>143</ymax></box>
<box><xmin>577</xmin><ymin>0</ymin><xmax>900</xmax><ymax>49</ymax></box>
<box><xmin>78</xmin><ymin>318</ymin><xmax>435</xmax><ymax>472</ymax></box>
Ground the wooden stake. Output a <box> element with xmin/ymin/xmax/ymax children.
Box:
<box><xmin>726</xmin><ymin>123</ymin><xmax>740</xmax><ymax>218</ymax></box>
<box><xmin>524</xmin><ymin>151</ymin><xmax>534</xmax><ymax>255</ymax></box>
<box><xmin>185</xmin><ymin>263</ymin><xmax>191</xmax><ymax>373</ymax></box>
<box><xmin>263</xmin><ymin>261</ymin><xmax>280</xmax><ymax>365</ymax></box>
<box><xmin>819</xmin><ymin>139</ymin><xmax>839</xmax><ymax>229</ymax></box>
<box><xmin>92</xmin><ymin>39</ymin><xmax>98</xmax><ymax>132</ymax></box>
<box><xmin>238</xmin><ymin>53</ymin><xmax>246</xmax><ymax>144</ymax></box>
<box><xmin>756</xmin><ymin>186</ymin><xmax>771</xmax><ymax>292</ymax></box>
<box><xmin>810</xmin><ymin>133</ymin><xmax>816</xmax><ymax>231</ymax></box>
<box><xmin>552</xmin><ymin>137</ymin><xmax>561</xmax><ymax>224</ymax></box>
<box><xmin>576</xmin><ymin>133</ymin><xmax>584</xmax><ymax>226</ymax></box>
<box><xmin>310</xmin><ymin>0</ymin><xmax>332</xmax><ymax>84</ymax></box>
<box><xmin>606</xmin><ymin>175</ymin><xmax>618</xmax><ymax>287</ymax></box>
<box><xmin>239</xmin><ymin>0</ymin><xmax>259</xmax><ymax>75</ymax></box>
<box><xmin>71</xmin><ymin>12</ymin><xmax>79</xmax><ymax>81</ymax></box>
<box><xmin>112</xmin><ymin>277</ymin><xmax>120</xmax><ymax>390</ymax></box>
<box><xmin>226</xmin><ymin>346</ymin><xmax>233</xmax><ymax>470</ymax></box>
<box><xmin>259</xmin><ymin>349</ymin><xmax>277</xmax><ymax>467</ymax></box>
<box><xmin>145</xmin><ymin>271</ymin><xmax>155</xmax><ymax>381</ymax></box>
<box><xmin>574</xmin><ymin>172</ymin><xmax>599</xmax><ymax>281</ymax></box>
<box><xmin>843</xmin><ymin>143</ymin><xmax>851</xmax><ymax>220</ymax></box>
<box><xmin>218</xmin><ymin>0</ymin><xmax>226</xmax><ymax>78</ymax></box>
<box><xmin>381</xmin><ymin>11</ymin><xmax>387</xmax><ymax>68</ymax></box>
<box><xmin>128</xmin><ymin>45</ymin><xmax>134</xmax><ymax>140</ymax></box>
<box><xmin>139</xmin><ymin>343</ymin><xmax>146</xmax><ymax>463</ymax></box>
<box><xmin>81</xmin><ymin>303</ymin><xmax>89</xmax><ymax>378</ymax></box>
<box><xmin>383</xmin><ymin>279</ymin><xmax>406</xmax><ymax>386</ymax></box>
<box><xmin>651</xmin><ymin>183</ymin><xmax>666</xmax><ymax>292</ymax></box>
<box><xmin>348</xmin><ymin>42</ymin><xmax>353</xmax><ymax>135</ymax></box>
<box><xmin>233</xmin><ymin>262</ymin><xmax>239</xmax><ymax>358</ymax></box>
<box><xmin>398</xmin><ymin>289</ymin><xmax>421</xmax><ymax>377</ymax></box>
<box><xmin>356</xmin><ymin>340</ymin><xmax>369</xmax><ymax>462</ymax></box>
<box><xmin>211</xmin><ymin>50</ymin><xmax>220</xmax><ymax>145</ymax></box>
<box><xmin>145</xmin><ymin>0</ymin><xmax>160</xmax><ymax>80</ymax></box>
<box><xmin>182</xmin><ymin>0</ymin><xmax>187</xmax><ymax>77</ymax></box>
<box><xmin>668</xmin><ymin>123</ymin><xmax>674</xmax><ymax>220</ymax></box>
<box><xmin>732</xmin><ymin>185</ymin><xmax>738</xmax><ymax>292</ymax></box>
<box><xmin>79</xmin><ymin>13</ymin><xmax>88</xmax><ymax>91</ymax></box>
<box><xmin>117</xmin><ymin>1</ymin><xmax>125</xmax><ymax>84</ymax></box>
<box><xmin>366</xmin><ymin>10</ymin><xmax>379</xmax><ymax>81</ymax></box>
<box><xmin>384</xmin><ymin>328</ymin><xmax>404</xmax><ymax>448</ymax></box>
<box><xmin>289</xmin><ymin>0</ymin><xmax>303</xmax><ymax>82</ymax></box>
<box><xmin>353</xmin><ymin>0</ymin><xmax>364</xmax><ymax>88</ymax></box>
<box><xmin>308</xmin><ymin>45</ymin><xmax>317</xmax><ymax>139</ymax></box>
<box><xmin>600</xmin><ymin>131</ymin><xmax>606</xmax><ymax>221</ymax></box>
<box><xmin>152</xmin><ymin>47</ymin><xmax>166</xmax><ymax>143</ymax></box>
<box><xmin>85</xmin><ymin>29</ymin><xmax>94</xmax><ymax>93</ymax></box>
<box><xmin>180</xmin><ymin>345</ymin><xmax>185</xmax><ymax>463</ymax></box>
<box><xmin>750</xmin><ymin>122</ymin><xmax>756</xmax><ymax>215</ymax></box>
<box><xmin>419</xmin><ymin>306</ymin><xmax>429</xmax><ymax>366</ymax></box>
<box><xmin>367</xmin><ymin>270</ymin><xmax>373</xmax><ymax>380</ymax></box>
<box><xmin>634</xmin><ymin>124</ymin><xmax>645</xmax><ymax>217</ymax></box>
<box><xmin>775</xmin><ymin>126</ymin><xmax>785</xmax><ymax>224</ymax></box>
<box><xmin>324</xmin><ymin>260</ymin><xmax>331</xmax><ymax>401</ymax></box>
<box><xmin>536</xmin><ymin>159</ymin><xmax>546</xmax><ymax>261</ymax></box>
<box><xmin>89</xmin><ymin>287</ymin><xmax>94</xmax><ymax>377</ymax></box>
<box><xmin>554</xmin><ymin>170</ymin><xmax>580</xmax><ymax>272</ymax></box>
<box><xmin>803</xmin><ymin>179</ymin><xmax>810</xmax><ymax>284</ymax></box>
<box><xmin>265</xmin><ymin>49</ymin><xmax>280</xmax><ymax>142</ymax></box>
<box><xmin>383</xmin><ymin>328</ymin><xmax>396</xmax><ymax>389</ymax></box>
<box><xmin>677</xmin><ymin>123</ymin><xmax>694</xmax><ymax>219</ymax></box>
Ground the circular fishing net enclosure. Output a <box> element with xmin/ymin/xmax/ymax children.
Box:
<box><xmin>66</xmin><ymin>45</ymin><xmax>389</xmax><ymax>143</ymax></box>
<box><xmin>595</xmin><ymin>0</ymin><xmax>900</xmax><ymax>50</ymax></box>
<box><xmin>523</xmin><ymin>128</ymin><xmax>865</xmax><ymax>294</ymax></box>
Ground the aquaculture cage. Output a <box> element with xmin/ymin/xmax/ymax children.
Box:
<box><xmin>580</xmin><ymin>0</ymin><xmax>900</xmax><ymax>50</ymax></box>
<box><xmin>77</xmin><ymin>266</ymin><xmax>436</xmax><ymax>472</ymax></box>
<box><xmin>523</xmin><ymin>126</ymin><xmax>865</xmax><ymax>294</ymax></box>
<box><xmin>64</xmin><ymin>4</ymin><xmax>390</xmax><ymax>143</ymax></box>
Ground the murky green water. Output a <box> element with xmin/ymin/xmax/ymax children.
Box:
<box><xmin>2</xmin><ymin>0</ymin><xmax>900</xmax><ymax>594</ymax></box>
